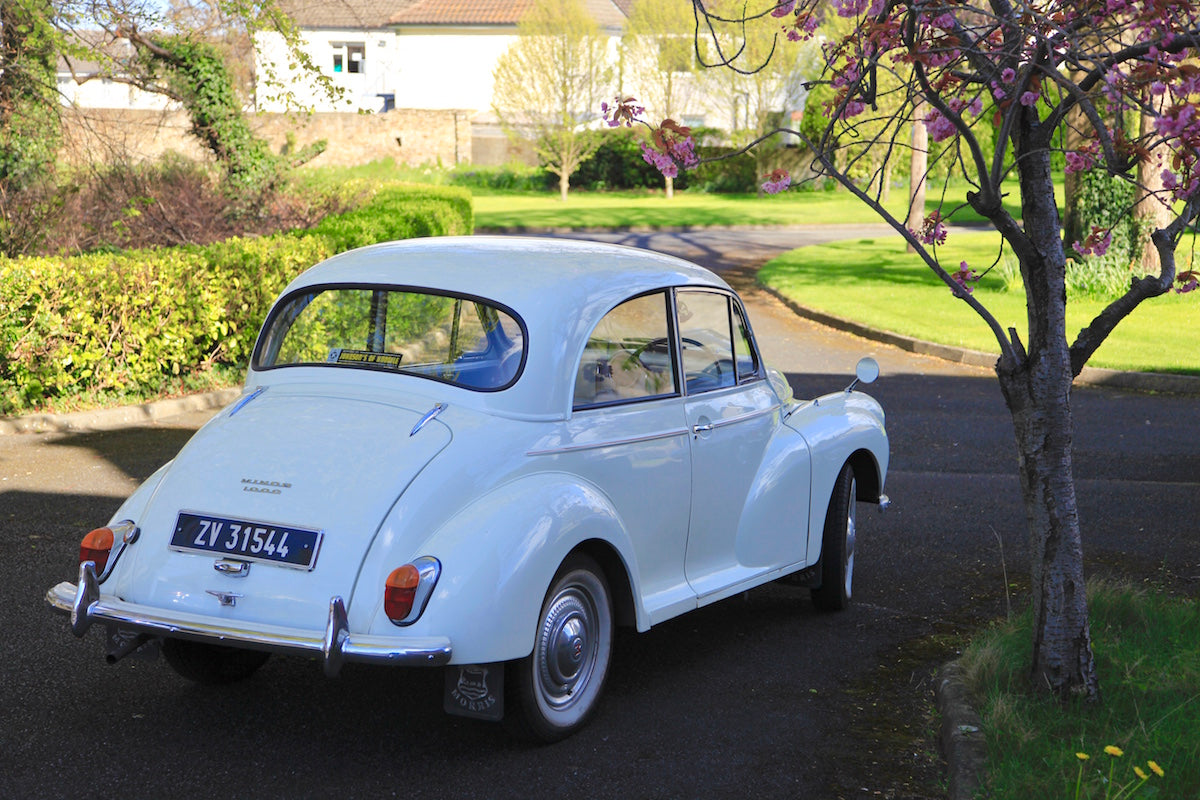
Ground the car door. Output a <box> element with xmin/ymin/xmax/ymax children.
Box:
<box><xmin>678</xmin><ymin>289</ymin><xmax>812</xmax><ymax>603</ymax></box>
<box><xmin>557</xmin><ymin>290</ymin><xmax>695</xmax><ymax>625</ymax></box>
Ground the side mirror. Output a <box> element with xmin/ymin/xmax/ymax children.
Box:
<box><xmin>846</xmin><ymin>357</ymin><xmax>879</xmax><ymax>393</ymax></box>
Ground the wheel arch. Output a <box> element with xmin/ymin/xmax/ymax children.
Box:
<box><xmin>568</xmin><ymin>539</ymin><xmax>636</xmax><ymax>630</ymax></box>
<box><xmin>847</xmin><ymin>447</ymin><xmax>883</xmax><ymax>504</ymax></box>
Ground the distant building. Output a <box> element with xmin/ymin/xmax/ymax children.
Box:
<box><xmin>254</xmin><ymin>0</ymin><xmax>630</xmax><ymax>114</ymax></box>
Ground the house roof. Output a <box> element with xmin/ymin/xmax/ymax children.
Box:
<box><xmin>279</xmin><ymin>0</ymin><xmax>629</xmax><ymax>32</ymax></box>
<box><xmin>281</xmin><ymin>0</ymin><xmax>419</xmax><ymax>29</ymax></box>
<box><xmin>388</xmin><ymin>0</ymin><xmax>628</xmax><ymax>28</ymax></box>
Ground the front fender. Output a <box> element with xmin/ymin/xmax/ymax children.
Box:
<box><xmin>354</xmin><ymin>472</ymin><xmax>640</xmax><ymax>665</ymax></box>
<box><xmin>786</xmin><ymin>392</ymin><xmax>888</xmax><ymax>559</ymax></box>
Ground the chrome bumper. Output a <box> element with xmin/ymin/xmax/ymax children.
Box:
<box><xmin>46</xmin><ymin>563</ymin><xmax>452</xmax><ymax>677</ymax></box>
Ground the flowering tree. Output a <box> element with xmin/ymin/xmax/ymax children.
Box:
<box><xmin>612</xmin><ymin>0</ymin><xmax>1200</xmax><ymax>700</ymax></box>
<box><xmin>493</xmin><ymin>0</ymin><xmax>613</xmax><ymax>202</ymax></box>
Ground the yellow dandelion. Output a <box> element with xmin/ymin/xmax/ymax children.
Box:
<box><xmin>1105</xmin><ymin>745</ymin><xmax>1124</xmax><ymax>757</ymax></box>
<box><xmin>1135</xmin><ymin>767</ymin><xmax>1148</xmax><ymax>780</ymax></box>
<box><xmin>1149</xmin><ymin>761</ymin><xmax>1165</xmax><ymax>777</ymax></box>
<box><xmin>1075</xmin><ymin>752</ymin><xmax>1090</xmax><ymax>761</ymax></box>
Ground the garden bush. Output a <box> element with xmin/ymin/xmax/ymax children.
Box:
<box><xmin>0</xmin><ymin>183</ymin><xmax>472</xmax><ymax>414</ymax></box>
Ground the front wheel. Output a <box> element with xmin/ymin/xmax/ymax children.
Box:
<box><xmin>506</xmin><ymin>554</ymin><xmax>613</xmax><ymax>742</ymax></box>
<box><xmin>811</xmin><ymin>463</ymin><xmax>856</xmax><ymax>612</ymax></box>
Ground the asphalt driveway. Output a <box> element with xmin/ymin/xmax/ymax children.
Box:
<box><xmin>2</xmin><ymin>228</ymin><xmax>1196</xmax><ymax>799</ymax></box>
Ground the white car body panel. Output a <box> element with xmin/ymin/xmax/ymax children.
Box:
<box><xmin>48</xmin><ymin>235</ymin><xmax>889</xmax><ymax>699</ymax></box>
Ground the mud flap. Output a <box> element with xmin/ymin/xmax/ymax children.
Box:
<box><xmin>444</xmin><ymin>663</ymin><xmax>504</xmax><ymax>721</ymax></box>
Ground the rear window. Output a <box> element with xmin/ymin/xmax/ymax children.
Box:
<box><xmin>255</xmin><ymin>287</ymin><xmax>525</xmax><ymax>391</ymax></box>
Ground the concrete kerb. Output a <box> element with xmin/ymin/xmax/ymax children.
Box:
<box><xmin>761</xmin><ymin>285</ymin><xmax>1200</xmax><ymax>395</ymax></box>
<box><xmin>0</xmin><ymin>386</ymin><xmax>243</xmax><ymax>435</ymax></box>
<box><xmin>937</xmin><ymin>661</ymin><xmax>989</xmax><ymax>800</ymax></box>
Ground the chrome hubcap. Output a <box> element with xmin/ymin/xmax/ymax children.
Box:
<box><xmin>538</xmin><ymin>590</ymin><xmax>595</xmax><ymax>708</ymax></box>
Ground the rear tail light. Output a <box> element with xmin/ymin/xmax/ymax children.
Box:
<box><xmin>384</xmin><ymin>565</ymin><xmax>420</xmax><ymax>621</ymax></box>
<box><xmin>383</xmin><ymin>557</ymin><xmax>440</xmax><ymax>626</ymax></box>
<box><xmin>78</xmin><ymin>520</ymin><xmax>138</xmax><ymax>579</ymax></box>
<box><xmin>79</xmin><ymin>527</ymin><xmax>116</xmax><ymax>574</ymax></box>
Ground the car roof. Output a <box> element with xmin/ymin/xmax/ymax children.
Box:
<box><xmin>269</xmin><ymin>236</ymin><xmax>735</xmax><ymax>419</ymax></box>
<box><xmin>283</xmin><ymin>235</ymin><xmax>728</xmax><ymax>307</ymax></box>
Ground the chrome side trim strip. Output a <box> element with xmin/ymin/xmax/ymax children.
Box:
<box><xmin>706</xmin><ymin>405</ymin><xmax>781</xmax><ymax>431</ymax></box>
<box><xmin>46</xmin><ymin>581</ymin><xmax>452</xmax><ymax>673</ymax></box>
<box><xmin>526</xmin><ymin>427</ymin><xmax>689</xmax><ymax>456</ymax></box>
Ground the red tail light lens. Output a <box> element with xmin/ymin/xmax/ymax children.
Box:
<box><xmin>80</xmin><ymin>527</ymin><xmax>116</xmax><ymax>574</ymax></box>
<box><xmin>384</xmin><ymin>565</ymin><xmax>421</xmax><ymax>622</ymax></box>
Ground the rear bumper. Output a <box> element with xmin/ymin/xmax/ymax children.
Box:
<box><xmin>46</xmin><ymin>563</ymin><xmax>452</xmax><ymax>676</ymax></box>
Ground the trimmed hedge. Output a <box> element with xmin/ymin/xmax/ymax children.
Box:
<box><xmin>0</xmin><ymin>184</ymin><xmax>473</xmax><ymax>414</ymax></box>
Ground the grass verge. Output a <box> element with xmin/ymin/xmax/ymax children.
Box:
<box><xmin>958</xmin><ymin>580</ymin><xmax>1199</xmax><ymax>798</ymax></box>
<box><xmin>759</xmin><ymin>232</ymin><xmax>1200</xmax><ymax>375</ymax></box>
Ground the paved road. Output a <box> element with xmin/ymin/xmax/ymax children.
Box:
<box><xmin>3</xmin><ymin>229</ymin><xmax>1197</xmax><ymax>800</ymax></box>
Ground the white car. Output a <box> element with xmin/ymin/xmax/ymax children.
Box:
<box><xmin>47</xmin><ymin>236</ymin><xmax>888</xmax><ymax>741</ymax></box>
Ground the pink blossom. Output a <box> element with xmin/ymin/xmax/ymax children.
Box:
<box><xmin>990</xmin><ymin>82</ymin><xmax>1006</xmax><ymax>100</ymax></box>
<box><xmin>841</xmin><ymin>99</ymin><xmax>867</xmax><ymax>119</ymax></box>
<box><xmin>601</xmin><ymin>96</ymin><xmax>644</xmax><ymax>128</ymax></box>
<box><xmin>761</xmin><ymin>169</ymin><xmax>791</xmax><ymax>194</ymax></box>
<box><xmin>924</xmin><ymin>108</ymin><xmax>957</xmax><ymax>142</ymax></box>
<box><xmin>931</xmin><ymin>12</ymin><xmax>955</xmax><ymax>29</ymax></box>
<box><xmin>1000</xmin><ymin>67</ymin><xmax>1016</xmax><ymax>83</ymax></box>
<box><xmin>914</xmin><ymin>211</ymin><xmax>948</xmax><ymax>246</ymax></box>
<box><xmin>641</xmin><ymin>143</ymin><xmax>678</xmax><ymax>178</ymax></box>
<box><xmin>1064</xmin><ymin>143</ymin><xmax>1099</xmax><ymax>174</ymax></box>
<box><xmin>770</xmin><ymin>0</ymin><xmax>796</xmax><ymax>17</ymax></box>
<box><xmin>1019</xmin><ymin>91</ymin><xmax>1040</xmax><ymax>107</ymax></box>
<box><xmin>952</xmin><ymin>261</ymin><xmax>980</xmax><ymax>294</ymax></box>
<box><xmin>834</xmin><ymin>0</ymin><xmax>869</xmax><ymax>17</ymax></box>
<box><xmin>1175</xmin><ymin>271</ymin><xmax>1198</xmax><ymax>294</ymax></box>
<box><xmin>1073</xmin><ymin>226</ymin><xmax>1112</xmax><ymax>257</ymax></box>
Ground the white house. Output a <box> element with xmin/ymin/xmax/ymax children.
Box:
<box><xmin>255</xmin><ymin>0</ymin><xmax>630</xmax><ymax>114</ymax></box>
<box><xmin>56</xmin><ymin>40</ymin><xmax>175</xmax><ymax>110</ymax></box>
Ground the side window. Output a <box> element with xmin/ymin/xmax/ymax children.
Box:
<box><xmin>678</xmin><ymin>291</ymin><xmax>737</xmax><ymax>394</ymax></box>
<box><xmin>732</xmin><ymin>300</ymin><xmax>760</xmax><ymax>382</ymax></box>
<box><xmin>574</xmin><ymin>292</ymin><xmax>677</xmax><ymax>409</ymax></box>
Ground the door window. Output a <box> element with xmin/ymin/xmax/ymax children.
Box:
<box><xmin>574</xmin><ymin>292</ymin><xmax>677</xmax><ymax>409</ymax></box>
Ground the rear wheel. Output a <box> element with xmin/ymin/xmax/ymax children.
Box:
<box><xmin>811</xmin><ymin>463</ymin><xmax>856</xmax><ymax>612</ymax></box>
<box><xmin>506</xmin><ymin>554</ymin><xmax>613</xmax><ymax>742</ymax></box>
<box><xmin>162</xmin><ymin>639</ymin><xmax>270</xmax><ymax>685</ymax></box>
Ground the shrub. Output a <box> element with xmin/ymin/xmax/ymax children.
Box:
<box><xmin>572</xmin><ymin>129</ymin><xmax>675</xmax><ymax>191</ymax></box>
<box><xmin>0</xmin><ymin>183</ymin><xmax>472</xmax><ymax>414</ymax></box>
<box><xmin>448</xmin><ymin>163</ymin><xmax>552</xmax><ymax>192</ymax></box>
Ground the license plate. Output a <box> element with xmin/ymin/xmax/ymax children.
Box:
<box><xmin>170</xmin><ymin>512</ymin><xmax>323</xmax><ymax>570</ymax></box>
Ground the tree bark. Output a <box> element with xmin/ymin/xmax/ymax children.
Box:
<box><xmin>906</xmin><ymin>105</ymin><xmax>927</xmax><ymax>254</ymax></box>
<box><xmin>1135</xmin><ymin>100</ymin><xmax>1171</xmax><ymax>272</ymax></box>
<box><xmin>1003</xmin><ymin>124</ymin><xmax>1100</xmax><ymax>701</ymax></box>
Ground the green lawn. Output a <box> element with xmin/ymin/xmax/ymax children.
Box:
<box><xmin>471</xmin><ymin>184</ymin><xmax>1034</xmax><ymax>230</ymax></box>
<box><xmin>960</xmin><ymin>581</ymin><xmax>1199</xmax><ymax>799</ymax></box>
<box><xmin>759</xmin><ymin>232</ymin><xmax>1200</xmax><ymax>375</ymax></box>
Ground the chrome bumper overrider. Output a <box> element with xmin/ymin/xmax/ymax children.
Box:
<box><xmin>46</xmin><ymin>563</ymin><xmax>452</xmax><ymax>677</ymax></box>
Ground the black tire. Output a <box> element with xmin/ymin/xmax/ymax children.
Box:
<box><xmin>811</xmin><ymin>462</ymin><xmax>857</xmax><ymax>612</ymax></box>
<box><xmin>505</xmin><ymin>554</ymin><xmax>613</xmax><ymax>743</ymax></box>
<box><xmin>162</xmin><ymin>639</ymin><xmax>271</xmax><ymax>685</ymax></box>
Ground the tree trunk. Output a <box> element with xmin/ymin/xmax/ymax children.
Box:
<box><xmin>665</xmin><ymin>175</ymin><xmax>674</xmax><ymax>199</ymax></box>
<box><xmin>997</xmin><ymin>361</ymin><xmax>1098</xmax><ymax>700</ymax></box>
<box><xmin>1135</xmin><ymin>100</ymin><xmax>1170</xmax><ymax>272</ymax></box>
<box><xmin>559</xmin><ymin>171</ymin><xmax>569</xmax><ymax>202</ymax></box>
<box><xmin>1003</xmin><ymin>129</ymin><xmax>1100</xmax><ymax>701</ymax></box>
<box><xmin>907</xmin><ymin>108</ymin><xmax>927</xmax><ymax>254</ymax></box>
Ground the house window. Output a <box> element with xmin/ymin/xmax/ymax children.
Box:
<box><xmin>331</xmin><ymin>42</ymin><xmax>366</xmax><ymax>74</ymax></box>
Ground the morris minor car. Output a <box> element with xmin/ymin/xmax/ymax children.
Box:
<box><xmin>48</xmin><ymin>236</ymin><xmax>888</xmax><ymax>741</ymax></box>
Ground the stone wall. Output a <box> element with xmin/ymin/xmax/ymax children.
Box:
<box><xmin>59</xmin><ymin>107</ymin><xmax>476</xmax><ymax>169</ymax></box>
